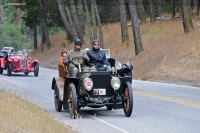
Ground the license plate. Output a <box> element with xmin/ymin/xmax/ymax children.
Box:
<box><xmin>93</xmin><ymin>89</ymin><xmax>106</xmax><ymax>95</ymax></box>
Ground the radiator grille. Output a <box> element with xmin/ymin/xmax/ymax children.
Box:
<box><xmin>88</xmin><ymin>74</ymin><xmax>114</xmax><ymax>96</ymax></box>
<box><xmin>20</xmin><ymin>60</ymin><xmax>26</xmax><ymax>68</ymax></box>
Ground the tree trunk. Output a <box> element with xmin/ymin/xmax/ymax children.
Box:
<box><xmin>57</xmin><ymin>0</ymin><xmax>75</xmax><ymax>41</ymax></box>
<box><xmin>41</xmin><ymin>25</ymin><xmax>45</xmax><ymax>52</ymax></box>
<box><xmin>129</xmin><ymin>0</ymin><xmax>144</xmax><ymax>55</ymax></box>
<box><xmin>38</xmin><ymin>0</ymin><xmax>51</xmax><ymax>49</ymax></box>
<box><xmin>157</xmin><ymin>0</ymin><xmax>162</xmax><ymax>17</ymax></box>
<box><xmin>136</xmin><ymin>0</ymin><xmax>146</xmax><ymax>23</ymax></box>
<box><xmin>120</xmin><ymin>0</ymin><xmax>129</xmax><ymax>45</ymax></box>
<box><xmin>93</xmin><ymin>0</ymin><xmax>104</xmax><ymax>48</ymax></box>
<box><xmin>77</xmin><ymin>0</ymin><xmax>85</xmax><ymax>34</ymax></box>
<box><xmin>91</xmin><ymin>0</ymin><xmax>97</xmax><ymax>39</ymax></box>
<box><xmin>171</xmin><ymin>0</ymin><xmax>176</xmax><ymax>19</ymax></box>
<box><xmin>65</xmin><ymin>5</ymin><xmax>76</xmax><ymax>41</ymax></box>
<box><xmin>13</xmin><ymin>8</ymin><xmax>22</xmax><ymax>25</ymax></box>
<box><xmin>197</xmin><ymin>0</ymin><xmax>200</xmax><ymax>15</ymax></box>
<box><xmin>84</xmin><ymin>0</ymin><xmax>93</xmax><ymax>47</ymax></box>
<box><xmin>149</xmin><ymin>0</ymin><xmax>156</xmax><ymax>23</ymax></box>
<box><xmin>70</xmin><ymin>0</ymin><xmax>84</xmax><ymax>42</ymax></box>
<box><xmin>33</xmin><ymin>17</ymin><xmax>38</xmax><ymax>50</ymax></box>
<box><xmin>178</xmin><ymin>0</ymin><xmax>182</xmax><ymax>19</ymax></box>
<box><xmin>0</xmin><ymin>2</ymin><xmax>4</xmax><ymax>23</ymax></box>
<box><xmin>181</xmin><ymin>0</ymin><xmax>194</xmax><ymax>33</ymax></box>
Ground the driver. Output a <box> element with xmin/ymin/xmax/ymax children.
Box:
<box><xmin>65</xmin><ymin>38</ymin><xmax>89</xmax><ymax>77</ymax></box>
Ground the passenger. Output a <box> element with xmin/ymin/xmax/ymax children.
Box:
<box><xmin>87</xmin><ymin>39</ymin><xmax>111</xmax><ymax>71</ymax></box>
<box><xmin>65</xmin><ymin>38</ymin><xmax>89</xmax><ymax>77</ymax></box>
<box><xmin>59</xmin><ymin>49</ymin><xmax>67</xmax><ymax>66</ymax></box>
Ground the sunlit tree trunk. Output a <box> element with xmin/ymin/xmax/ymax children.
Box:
<box><xmin>129</xmin><ymin>0</ymin><xmax>144</xmax><ymax>55</ymax></box>
<box><xmin>57</xmin><ymin>0</ymin><xmax>74</xmax><ymax>41</ymax></box>
<box><xmin>77</xmin><ymin>0</ymin><xmax>85</xmax><ymax>34</ymax></box>
<box><xmin>70</xmin><ymin>0</ymin><xmax>84</xmax><ymax>42</ymax></box>
<box><xmin>84</xmin><ymin>0</ymin><xmax>93</xmax><ymax>47</ymax></box>
<box><xmin>120</xmin><ymin>0</ymin><xmax>129</xmax><ymax>45</ymax></box>
<box><xmin>38</xmin><ymin>0</ymin><xmax>51</xmax><ymax>49</ymax></box>
<box><xmin>91</xmin><ymin>0</ymin><xmax>97</xmax><ymax>39</ymax></box>
<box><xmin>149</xmin><ymin>0</ymin><xmax>156</xmax><ymax>23</ymax></box>
<box><xmin>94</xmin><ymin>0</ymin><xmax>104</xmax><ymax>48</ymax></box>
<box><xmin>181</xmin><ymin>0</ymin><xmax>194</xmax><ymax>33</ymax></box>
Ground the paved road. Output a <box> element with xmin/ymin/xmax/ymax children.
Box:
<box><xmin>0</xmin><ymin>67</ymin><xmax>200</xmax><ymax>133</ymax></box>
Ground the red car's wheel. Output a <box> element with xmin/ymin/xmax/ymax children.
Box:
<box><xmin>0</xmin><ymin>66</ymin><xmax>3</xmax><ymax>74</ymax></box>
<box><xmin>34</xmin><ymin>63</ymin><xmax>39</xmax><ymax>77</ymax></box>
<box><xmin>7</xmin><ymin>63</ymin><xmax>12</xmax><ymax>76</ymax></box>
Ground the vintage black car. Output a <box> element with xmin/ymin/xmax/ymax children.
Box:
<box><xmin>51</xmin><ymin>49</ymin><xmax>133</xmax><ymax>119</ymax></box>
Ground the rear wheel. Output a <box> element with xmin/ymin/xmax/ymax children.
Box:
<box><xmin>7</xmin><ymin>63</ymin><xmax>12</xmax><ymax>76</ymax></box>
<box><xmin>122</xmin><ymin>82</ymin><xmax>133</xmax><ymax>117</ymax></box>
<box><xmin>54</xmin><ymin>85</ymin><xmax>63</xmax><ymax>112</ymax></box>
<box><xmin>0</xmin><ymin>66</ymin><xmax>3</xmax><ymax>74</ymax></box>
<box><xmin>68</xmin><ymin>83</ymin><xmax>78</xmax><ymax>119</ymax></box>
<box><xmin>34</xmin><ymin>63</ymin><xmax>39</xmax><ymax>77</ymax></box>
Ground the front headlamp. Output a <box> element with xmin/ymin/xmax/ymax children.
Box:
<box><xmin>111</xmin><ymin>77</ymin><xmax>121</xmax><ymax>90</ymax></box>
<box><xmin>115</xmin><ymin>61</ymin><xmax>122</xmax><ymax>70</ymax></box>
<box><xmin>83</xmin><ymin>78</ymin><xmax>93</xmax><ymax>91</ymax></box>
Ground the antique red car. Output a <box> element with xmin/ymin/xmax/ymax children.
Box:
<box><xmin>0</xmin><ymin>51</ymin><xmax>39</xmax><ymax>77</ymax></box>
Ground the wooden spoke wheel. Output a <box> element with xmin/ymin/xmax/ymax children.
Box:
<box><xmin>68</xmin><ymin>83</ymin><xmax>78</xmax><ymax>119</ymax></box>
<box><xmin>54</xmin><ymin>85</ymin><xmax>63</xmax><ymax>112</ymax></box>
<box><xmin>123</xmin><ymin>82</ymin><xmax>133</xmax><ymax>117</ymax></box>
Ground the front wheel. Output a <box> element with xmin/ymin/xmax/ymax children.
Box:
<box><xmin>24</xmin><ymin>72</ymin><xmax>29</xmax><ymax>76</ymax></box>
<box><xmin>122</xmin><ymin>82</ymin><xmax>133</xmax><ymax>117</ymax></box>
<box><xmin>68</xmin><ymin>83</ymin><xmax>78</xmax><ymax>119</ymax></box>
<box><xmin>34</xmin><ymin>63</ymin><xmax>39</xmax><ymax>77</ymax></box>
<box><xmin>0</xmin><ymin>66</ymin><xmax>3</xmax><ymax>74</ymax></box>
<box><xmin>7</xmin><ymin>63</ymin><xmax>12</xmax><ymax>76</ymax></box>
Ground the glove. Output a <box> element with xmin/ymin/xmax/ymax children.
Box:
<box><xmin>63</xmin><ymin>60</ymin><xmax>71</xmax><ymax>66</ymax></box>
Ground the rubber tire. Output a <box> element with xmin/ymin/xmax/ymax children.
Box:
<box><xmin>34</xmin><ymin>63</ymin><xmax>39</xmax><ymax>77</ymax></box>
<box><xmin>122</xmin><ymin>82</ymin><xmax>133</xmax><ymax>117</ymax></box>
<box><xmin>68</xmin><ymin>83</ymin><xmax>78</xmax><ymax>119</ymax></box>
<box><xmin>0</xmin><ymin>66</ymin><xmax>3</xmax><ymax>74</ymax></box>
<box><xmin>7</xmin><ymin>63</ymin><xmax>12</xmax><ymax>76</ymax></box>
<box><xmin>106</xmin><ymin>106</ymin><xmax>113</xmax><ymax>110</ymax></box>
<box><xmin>54</xmin><ymin>85</ymin><xmax>63</xmax><ymax>112</ymax></box>
<box><xmin>123</xmin><ymin>70</ymin><xmax>132</xmax><ymax>84</ymax></box>
<box><xmin>24</xmin><ymin>72</ymin><xmax>29</xmax><ymax>76</ymax></box>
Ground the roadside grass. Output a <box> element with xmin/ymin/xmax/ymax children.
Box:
<box><xmin>0</xmin><ymin>90</ymin><xmax>75</xmax><ymax>133</ymax></box>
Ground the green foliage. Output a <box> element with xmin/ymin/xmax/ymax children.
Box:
<box><xmin>0</xmin><ymin>23</ymin><xmax>32</xmax><ymax>50</ymax></box>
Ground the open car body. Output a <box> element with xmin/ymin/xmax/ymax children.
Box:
<box><xmin>52</xmin><ymin>49</ymin><xmax>133</xmax><ymax>119</ymax></box>
<box><xmin>0</xmin><ymin>51</ymin><xmax>39</xmax><ymax>77</ymax></box>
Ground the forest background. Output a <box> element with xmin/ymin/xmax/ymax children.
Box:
<box><xmin>1</xmin><ymin>0</ymin><xmax>200</xmax><ymax>86</ymax></box>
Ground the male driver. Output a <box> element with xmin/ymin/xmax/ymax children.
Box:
<box><xmin>65</xmin><ymin>38</ymin><xmax>89</xmax><ymax>77</ymax></box>
<box><xmin>87</xmin><ymin>39</ymin><xmax>111</xmax><ymax>71</ymax></box>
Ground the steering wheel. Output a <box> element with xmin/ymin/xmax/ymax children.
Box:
<box><xmin>71</xmin><ymin>56</ymin><xmax>84</xmax><ymax>67</ymax></box>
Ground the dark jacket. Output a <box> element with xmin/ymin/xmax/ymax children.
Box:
<box><xmin>87</xmin><ymin>48</ymin><xmax>110</xmax><ymax>67</ymax></box>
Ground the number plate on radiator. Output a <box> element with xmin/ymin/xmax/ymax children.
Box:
<box><xmin>93</xmin><ymin>89</ymin><xmax>106</xmax><ymax>95</ymax></box>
